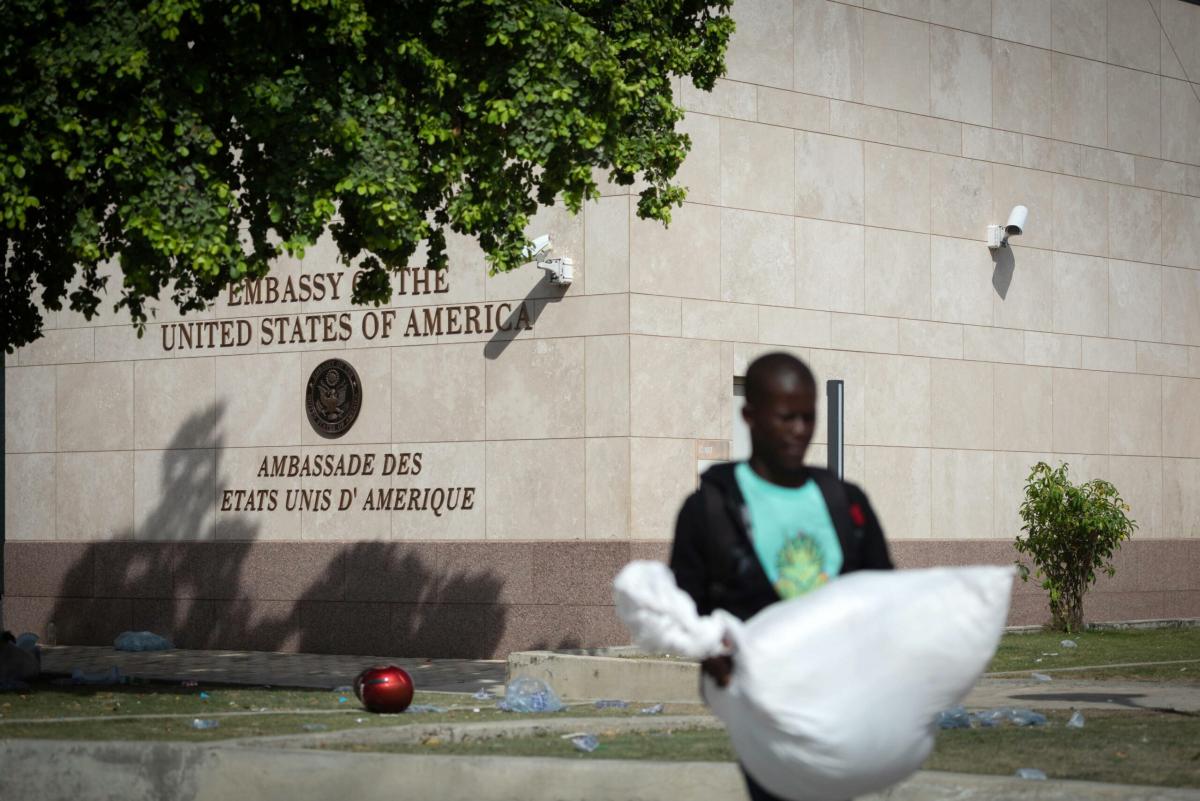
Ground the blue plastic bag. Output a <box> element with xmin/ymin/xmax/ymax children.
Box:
<box><xmin>114</xmin><ymin>631</ymin><xmax>173</xmax><ymax>652</ymax></box>
<box><xmin>497</xmin><ymin>677</ymin><xmax>564</xmax><ymax>713</ymax></box>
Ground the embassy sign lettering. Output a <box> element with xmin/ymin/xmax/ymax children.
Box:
<box><xmin>160</xmin><ymin>267</ymin><xmax>532</xmax><ymax>352</ymax></box>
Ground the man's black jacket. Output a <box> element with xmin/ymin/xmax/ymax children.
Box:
<box><xmin>670</xmin><ymin>462</ymin><xmax>893</xmax><ymax>621</ymax></box>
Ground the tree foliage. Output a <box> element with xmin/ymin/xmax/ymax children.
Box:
<box><xmin>1</xmin><ymin>0</ymin><xmax>734</xmax><ymax>351</ymax></box>
<box><xmin>1015</xmin><ymin>462</ymin><xmax>1137</xmax><ymax>633</ymax></box>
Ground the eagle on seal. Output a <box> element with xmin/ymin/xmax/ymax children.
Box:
<box><xmin>318</xmin><ymin>377</ymin><xmax>346</xmax><ymax>415</ymax></box>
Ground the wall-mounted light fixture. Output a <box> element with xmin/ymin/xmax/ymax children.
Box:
<box><xmin>987</xmin><ymin>205</ymin><xmax>1028</xmax><ymax>249</ymax></box>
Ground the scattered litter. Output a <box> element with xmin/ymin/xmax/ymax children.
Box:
<box><xmin>65</xmin><ymin>667</ymin><xmax>124</xmax><ymax>686</ymax></box>
<box><xmin>355</xmin><ymin>718</ymin><xmax>367</xmax><ymax>724</ymax></box>
<box><xmin>1031</xmin><ymin>672</ymin><xmax>1052</xmax><ymax>682</ymax></box>
<box><xmin>1040</xmin><ymin>653</ymin><xmax>1058</xmax><ymax>657</ymax></box>
<box><xmin>1015</xmin><ymin>768</ymin><xmax>1047</xmax><ymax>780</ymax></box>
<box><xmin>191</xmin><ymin>719</ymin><xmax>219</xmax><ymax>730</ymax></box>
<box><xmin>496</xmin><ymin>677</ymin><xmax>565</xmax><ymax>713</ymax></box>
<box><xmin>404</xmin><ymin>704</ymin><xmax>448</xmax><ymax>714</ymax></box>
<box><xmin>333</xmin><ymin>686</ymin><xmax>353</xmax><ymax>694</ymax></box>
<box><xmin>182</xmin><ymin>681</ymin><xmax>198</xmax><ymax>688</ymax></box>
<box><xmin>594</xmin><ymin>699</ymin><xmax>629</xmax><ymax>709</ymax></box>
<box><xmin>952</xmin><ymin>707</ymin><xmax>1047</xmax><ymax>728</ymax></box>
<box><xmin>338</xmin><ymin>697</ymin><xmax>348</xmax><ymax>704</ymax></box>
<box><xmin>472</xmin><ymin>708</ymin><xmax>481</xmax><ymax>713</ymax></box>
<box><xmin>1034</xmin><ymin>658</ymin><xmax>1042</xmax><ymax>663</ymax></box>
<box><xmin>639</xmin><ymin>703</ymin><xmax>665</xmax><ymax>715</ymax></box>
<box><xmin>570</xmin><ymin>734</ymin><xmax>599</xmax><ymax>753</ymax></box>
<box><xmin>301</xmin><ymin>723</ymin><xmax>328</xmax><ymax>732</ymax></box>
<box><xmin>199</xmin><ymin>692</ymin><xmax>210</xmax><ymax>700</ymax></box>
<box><xmin>114</xmin><ymin>631</ymin><xmax>173</xmax><ymax>652</ymax></box>
<box><xmin>472</xmin><ymin>688</ymin><xmax>491</xmax><ymax>701</ymax></box>
<box><xmin>1067</xmin><ymin>710</ymin><xmax>1085</xmax><ymax>729</ymax></box>
<box><xmin>1060</xmin><ymin>639</ymin><xmax>1077</xmax><ymax>649</ymax></box>
<box><xmin>935</xmin><ymin>706</ymin><xmax>972</xmax><ymax>730</ymax></box>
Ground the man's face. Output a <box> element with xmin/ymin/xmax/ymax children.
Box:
<box><xmin>743</xmin><ymin>374</ymin><xmax>817</xmax><ymax>475</ymax></box>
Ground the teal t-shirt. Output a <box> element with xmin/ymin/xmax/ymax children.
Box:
<box><xmin>734</xmin><ymin>462</ymin><xmax>844</xmax><ymax>600</ymax></box>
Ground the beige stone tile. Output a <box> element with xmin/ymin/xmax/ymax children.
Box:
<box><xmin>897</xmin><ymin>113</ymin><xmax>962</xmax><ymax>156</ymax></box>
<box><xmin>134</xmin><ymin>449</ymin><xmax>215</xmax><ymax>540</ymax></box>
<box><xmin>965</xmin><ymin>325</ymin><xmax>1024</xmax><ymax>363</ymax></box>
<box><xmin>1107</xmin><ymin>186</ymin><xmax>1162</xmax><ymax>265</ymax></box>
<box><xmin>796</xmin><ymin>132</ymin><xmax>865</xmax><ymax>224</ymax></box>
<box><xmin>680</xmin><ymin>78</ymin><xmax>756</xmax><ymax>121</ymax></box>
<box><xmin>808</xmin><ymin>348</ymin><xmax>868</xmax><ymax>445</ymax></box>
<box><xmin>1193</xmin><ymin>346</ymin><xmax>1200</xmax><ymax>378</ymax></box>
<box><xmin>1108</xmin><ymin>66</ymin><xmax>1161</xmax><ymax>159</ymax></box>
<box><xmin>994</xmin><ymin>247</ymin><xmax>1054</xmax><ymax>331</ymax></box>
<box><xmin>1161</xmin><ymin>28</ymin><xmax>1186</xmax><ymax>81</ymax></box>
<box><xmin>864</xmin><ymin>11</ymin><xmax>931</xmax><ymax>114</ymax></box>
<box><xmin>1189</xmin><ymin>165</ymin><xmax>1200</xmax><ymax>198</ymax></box>
<box><xmin>486</xmin><ymin>439</ymin><xmax>585</xmax><ymax>540</ymax></box>
<box><xmin>56</xmin><ymin>362</ymin><xmax>133</xmax><ymax>452</ymax></box>
<box><xmin>586</xmin><ymin>438</ymin><xmax>630</xmax><ymax>540</ymax></box>
<box><xmin>630</xmin><ymin>437</ymin><xmax>696</xmax><ymax>539</ymax></box>
<box><xmin>57</xmin><ymin>451</ymin><xmax>133</xmax><ymax>540</ymax></box>
<box><xmin>794</xmin><ymin>0</ymin><xmax>864</xmax><ymax>102</ymax></box>
<box><xmin>993</xmin><ymin>40</ymin><xmax>1053</xmax><ymax>136</ymax></box>
<box><xmin>994</xmin><ymin>363</ymin><xmax>1053</xmax><ymax>451</ymax></box>
<box><xmin>1052</xmin><ymin>0</ymin><xmax>1106</xmax><ymax>59</ymax></box>
<box><xmin>931</xmin><ymin>358</ymin><xmax>993</xmax><ymax>449</ymax></box>
<box><xmin>1022</xmin><ymin>135</ymin><xmax>1082</xmax><ymax>176</ymax></box>
<box><xmin>1162</xmin><ymin>456</ymin><xmax>1200</xmax><ymax>537</ymax></box>
<box><xmin>865</xmin><ymin>228</ymin><xmax>931</xmax><ymax>319</ymax></box>
<box><xmin>391</xmin><ymin>344</ymin><xmax>483</xmax><ymax>442</ymax></box>
<box><xmin>213</xmin><ymin>446</ymin><xmax>300</xmax><ymax>540</ymax></box>
<box><xmin>530</xmin><ymin>294</ymin><xmax>627</xmax><ymax>340</ymax></box>
<box><xmin>993</xmin><ymin>165</ymin><xmax>1054</xmax><ymax>250</ymax></box>
<box><xmin>1107</xmin><ymin>455</ymin><xmax>1162</xmax><ymax>538</ymax></box>
<box><xmin>831</xmin><ymin>313</ymin><xmax>900</xmax><ymax>353</ymax></box>
<box><xmin>1052</xmin><ymin>52</ymin><xmax>1108</xmax><ymax>147</ymax></box>
<box><xmin>387</xmin><ymin>442</ymin><xmax>486</xmax><ymax>541</ymax></box>
<box><xmin>962</xmin><ymin>125</ymin><xmax>1023</xmax><ymax>165</ymax></box>
<box><xmin>796</xmin><ymin>218</ymin><xmax>865</xmax><ymax>313</ymax></box>
<box><xmin>1108</xmin><ymin>260</ymin><xmax>1162</xmax><ymax>342</ymax></box>
<box><xmin>585</xmin><ymin>336</ymin><xmax>630</xmax><ymax>438</ymax></box>
<box><xmin>439</xmin><ymin>232</ymin><xmax>490</xmax><ymax>305</ymax></box>
<box><xmin>829</xmin><ymin>101</ymin><xmax>899</xmax><ymax>143</ymax></box>
<box><xmin>1109</xmin><ymin>372</ymin><xmax>1162</xmax><ymax>456</ymax></box>
<box><xmin>212</xmin><ymin>352</ymin><xmax>302</xmax><ymax>448</ymax></box>
<box><xmin>1163</xmin><ymin>377</ymin><xmax>1200</xmax><ymax>457</ymax></box>
<box><xmin>993</xmin><ymin>0</ymin><xmax>1052</xmax><ymax>47</ymax></box>
<box><xmin>1052</xmin><ymin>252</ymin><xmax>1109</xmax><ymax>337</ymax></box>
<box><xmin>486</xmin><ymin>338</ymin><xmax>585</xmax><ymax>440</ymax></box>
<box><xmin>1080</xmin><ymin>146</ymin><xmax>1136</xmax><ymax>185</ymax></box>
<box><xmin>1162</xmin><ymin>193</ymin><xmax>1200</xmax><ymax>270</ymax></box>
<box><xmin>864</xmin><ymin>445</ymin><xmax>932</xmax><ymax>537</ymax></box>
<box><xmin>6</xmin><ymin>366</ymin><xmax>55</xmax><ymax>453</ymax></box>
<box><xmin>1053</xmin><ymin>368</ymin><xmax>1109</xmax><ymax>452</ymax></box>
<box><xmin>1162</xmin><ymin>79</ymin><xmax>1200</xmax><ymax>166</ymax></box>
<box><xmin>758</xmin><ymin>88</ymin><xmax>830</xmax><ymax>133</ymax></box>
<box><xmin>865</xmin><ymin>353</ymin><xmax>932</xmax><ymax>446</ymax></box>
<box><xmin>18</xmin><ymin>328</ymin><xmax>94</xmax><ymax>366</ymax></box>
<box><xmin>584</xmin><ymin>197</ymin><xmax>630</xmax><ymax>295</ymax></box>
<box><xmin>630</xmin><ymin>336</ymin><xmax>723</xmax><ymax>439</ymax></box>
<box><xmin>1161</xmin><ymin>0</ymin><xmax>1200</xmax><ymax>80</ymax></box>
<box><xmin>629</xmin><ymin>203</ymin><xmax>721</xmax><ymax>300</ymax></box>
<box><xmin>1051</xmin><ymin>452</ymin><xmax>1109</xmax><ymax>483</ymax></box>
<box><xmin>96</xmin><ymin>324</ymin><xmax>179</xmax><ymax>362</ymax></box>
<box><xmin>1163</xmin><ymin>266</ymin><xmax>1200</xmax><ymax>346</ymax></box>
<box><xmin>1053</xmin><ymin>175</ymin><xmax>1109</xmax><ymax>257</ymax></box>
<box><xmin>734</xmin><ymin>343</ymin><xmax>811</xmax><ymax>379</ymax></box>
<box><xmin>1082</xmin><ymin>337</ymin><xmax>1136</xmax><ymax>372</ymax></box>
<box><xmin>721</xmin><ymin>119</ymin><xmax>795</xmax><ymax>216</ymax></box>
<box><xmin>630</xmin><ymin>294</ymin><xmax>681</xmax><ymax>337</ymax></box>
<box><xmin>993</xmin><ymin>449</ymin><xmax>1052</xmax><ymax>540</ymax></box>
<box><xmin>682</xmin><ymin>299</ymin><xmax>758</xmax><ymax>343</ymax></box>
<box><xmin>931</xmin><ymin>26</ymin><xmax>992</xmax><ymax>126</ymax></box>
<box><xmin>865</xmin><ymin>143</ymin><xmax>931</xmax><ymax>232</ymax></box>
<box><xmin>1137</xmin><ymin>341</ymin><xmax>1191</xmax><ymax>377</ymax></box>
<box><xmin>297</xmin><ymin>349</ymin><xmax>389</xmax><ymax>446</ymax></box>
<box><xmin>930</xmin><ymin>0</ymin><xmax>991</xmax><ymax>35</ymax></box>
<box><xmin>864</xmin><ymin>0</ymin><xmax>930</xmax><ymax>20</ymax></box>
<box><xmin>1108</xmin><ymin>0</ymin><xmax>1161</xmax><ymax>72</ymax></box>
<box><xmin>899</xmin><ymin>320</ymin><xmax>964</xmax><ymax>358</ymax></box>
<box><xmin>931</xmin><ymin>155</ymin><xmax>992</xmax><ymax>240</ymax></box>
<box><xmin>1134</xmin><ymin>156</ymin><xmax>1187</xmax><ymax>194</ymax></box>
<box><xmin>133</xmin><ymin>358</ymin><xmax>216</xmax><ymax>451</ymax></box>
<box><xmin>4</xmin><ymin>452</ymin><xmax>55</xmax><ymax>540</ymax></box>
<box><xmin>758</xmin><ymin>307</ymin><xmax>832</xmax><ymax>349</ymax></box>
<box><xmin>931</xmin><ymin>236</ymin><xmax>994</xmax><ymax>326</ymax></box>
<box><xmin>725</xmin><ymin>0</ymin><xmax>794</xmax><ymax>88</ymax></box>
<box><xmin>932</xmin><ymin>449</ymin><xmax>995</xmax><ymax>538</ymax></box>
<box><xmin>1025</xmin><ymin>331</ymin><xmax>1082</xmax><ymax>367</ymax></box>
<box><xmin>721</xmin><ymin>209</ymin><xmax>796</xmax><ymax>306</ymax></box>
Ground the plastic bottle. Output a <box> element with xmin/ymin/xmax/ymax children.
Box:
<box><xmin>191</xmin><ymin>719</ymin><xmax>220</xmax><ymax>730</ymax></box>
<box><xmin>46</xmin><ymin>622</ymin><xmax>57</xmax><ymax>647</ymax></box>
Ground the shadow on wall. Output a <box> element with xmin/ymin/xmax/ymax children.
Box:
<box><xmin>483</xmin><ymin>272</ymin><xmax>567</xmax><ymax>360</ymax></box>
<box><xmin>991</xmin><ymin>245</ymin><xmax>1015</xmax><ymax>300</ymax></box>
<box><xmin>43</xmin><ymin>403</ymin><xmax>510</xmax><ymax>658</ymax></box>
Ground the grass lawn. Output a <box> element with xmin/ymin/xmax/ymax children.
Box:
<box><xmin>348</xmin><ymin>710</ymin><xmax>1200</xmax><ymax>789</ymax></box>
<box><xmin>985</xmin><ymin>627</ymin><xmax>1200</xmax><ymax>679</ymax></box>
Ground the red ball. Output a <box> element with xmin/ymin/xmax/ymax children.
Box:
<box><xmin>353</xmin><ymin>665</ymin><xmax>415</xmax><ymax>714</ymax></box>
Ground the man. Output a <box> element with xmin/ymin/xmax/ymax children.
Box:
<box><xmin>670</xmin><ymin>352</ymin><xmax>892</xmax><ymax>801</ymax></box>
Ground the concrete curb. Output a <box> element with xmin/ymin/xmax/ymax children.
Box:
<box><xmin>507</xmin><ymin>650</ymin><xmax>702</xmax><ymax>704</ymax></box>
<box><xmin>2</xmin><ymin>739</ymin><xmax>1197</xmax><ymax>801</ymax></box>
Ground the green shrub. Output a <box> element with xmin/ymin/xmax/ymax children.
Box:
<box><xmin>1014</xmin><ymin>462</ymin><xmax>1137</xmax><ymax>633</ymax></box>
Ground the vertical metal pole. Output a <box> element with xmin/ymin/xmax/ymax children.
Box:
<box><xmin>826</xmin><ymin>379</ymin><xmax>844</xmax><ymax>480</ymax></box>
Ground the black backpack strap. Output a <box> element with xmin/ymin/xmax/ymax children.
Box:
<box><xmin>808</xmin><ymin>469</ymin><xmax>861</xmax><ymax>572</ymax></box>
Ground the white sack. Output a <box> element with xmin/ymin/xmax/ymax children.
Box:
<box><xmin>612</xmin><ymin>561</ymin><xmax>1013</xmax><ymax>801</ymax></box>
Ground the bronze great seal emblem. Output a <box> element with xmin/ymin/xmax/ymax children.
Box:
<box><xmin>305</xmin><ymin>358</ymin><xmax>362</xmax><ymax>439</ymax></box>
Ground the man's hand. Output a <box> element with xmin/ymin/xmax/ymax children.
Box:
<box><xmin>701</xmin><ymin>655</ymin><xmax>734</xmax><ymax>688</ymax></box>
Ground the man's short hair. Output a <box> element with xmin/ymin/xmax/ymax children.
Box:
<box><xmin>744</xmin><ymin>352</ymin><xmax>816</xmax><ymax>406</ymax></box>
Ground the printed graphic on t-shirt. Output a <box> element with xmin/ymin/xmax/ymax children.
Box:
<box><xmin>774</xmin><ymin>533</ymin><xmax>830</xmax><ymax>599</ymax></box>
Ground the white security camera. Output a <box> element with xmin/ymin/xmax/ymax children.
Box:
<box><xmin>522</xmin><ymin>234</ymin><xmax>552</xmax><ymax>260</ymax></box>
<box><xmin>987</xmin><ymin>205</ymin><xmax>1028</xmax><ymax>249</ymax></box>
<box><xmin>521</xmin><ymin>233</ymin><xmax>573</xmax><ymax>285</ymax></box>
